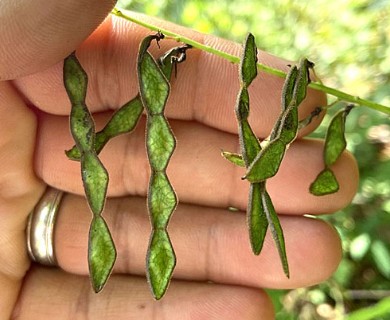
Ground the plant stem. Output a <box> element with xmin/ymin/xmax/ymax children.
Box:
<box><xmin>112</xmin><ymin>8</ymin><xmax>390</xmax><ymax>115</ymax></box>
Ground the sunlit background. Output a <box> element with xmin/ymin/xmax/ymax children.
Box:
<box><xmin>116</xmin><ymin>0</ymin><xmax>390</xmax><ymax>318</ymax></box>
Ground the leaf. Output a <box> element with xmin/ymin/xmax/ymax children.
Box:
<box><xmin>324</xmin><ymin>109</ymin><xmax>348</xmax><ymax>166</ymax></box>
<box><xmin>240</xmin><ymin>33</ymin><xmax>258</xmax><ymax>86</ymax></box>
<box><xmin>147</xmin><ymin>229</ymin><xmax>176</xmax><ymax>300</ymax></box>
<box><xmin>88</xmin><ymin>216</ymin><xmax>117</xmax><ymax>293</ymax></box>
<box><xmin>309</xmin><ymin>167</ymin><xmax>339</xmax><ymax>196</ymax></box>
<box><xmin>148</xmin><ymin>172</ymin><xmax>177</xmax><ymax>228</ymax></box>
<box><xmin>248</xmin><ymin>183</ymin><xmax>268</xmax><ymax>254</ymax></box>
<box><xmin>261</xmin><ymin>188</ymin><xmax>289</xmax><ymax>277</ymax></box>
<box><xmin>245</xmin><ymin>139</ymin><xmax>286</xmax><ymax>183</ymax></box>
<box><xmin>81</xmin><ymin>152</ymin><xmax>109</xmax><ymax>215</ymax></box>
<box><xmin>221</xmin><ymin>151</ymin><xmax>245</xmax><ymax>167</ymax></box>
<box><xmin>146</xmin><ymin>115</ymin><xmax>176</xmax><ymax>171</ymax></box>
<box><xmin>138</xmin><ymin>52</ymin><xmax>170</xmax><ymax>115</ymax></box>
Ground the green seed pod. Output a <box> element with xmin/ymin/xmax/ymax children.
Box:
<box><xmin>148</xmin><ymin>172</ymin><xmax>177</xmax><ymax>228</ymax></box>
<box><xmin>81</xmin><ymin>152</ymin><xmax>109</xmax><ymax>215</ymax></box>
<box><xmin>64</xmin><ymin>53</ymin><xmax>115</xmax><ymax>293</ymax></box>
<box><xmin>272</xmin><ymin>102</ymin><xmax>299</xmax><ymax>145</ymax></box>
<box><xmin>248</xmin><ymin>183</ymin><xmax>268</xmax><ymax>255</ymax></box>
<box><xmin>64</xmin><ymin>54</ymin><xmax>109</xmax><ymax>216</ymax></box>
<box><xmin>139</xmin><ymin>52</ymin><xmax>170</xmax><ymax>115</ymax></box>
<box><xmin>224</xmin><ymin>33</ymin><xmax>289</xmax><ymax>276</ymax></box>
<box><xmin>310</xmin><ymin>105</ymin><xmax>352</xmax><ymax>196</ymax></box>
<box><xmin>261</xmin><ymin>188</ymin><xmax>289</xmax><ymax>278</ymax></box>
<box><xmin>234</xmin><ymin>35</ymin><xmax>272</xmax><ymax>256</ymax></box>
<box><xmin>147</xmin><ymin>229</ymin><xmax>176</xmax><ymax>300</ymax></box>
<box><xmin>270</xmin><ymin>59</ymin><xmax>312</xmax><ymax>144</ymax></box>
<box><xmin>63</xmin><ymin>52</ymin><xmax>88</xmax><ymax>104</ymax></box>
<box><xmin>137</xmin><ymin>33</ymin><xmax>178</xmax><ymax>300</ymax></box>
<box><xmin>66</xmin><ymin>45</ymin><xmax>183</xmax><ymax>161</ymax></box>
<box><xmin>236</xmin><ymin>115</ymin><xmax>262</xmax><ymax>170</ymax></box>
<box><xmin>88</xmin><ymin>216</ymin><xmax>117</xmax><ymax>293</ymax></box>
<box><xmin>281</xmin><ymin>65</ymin><xmax>299</xmax><ymax>111</ymax></box>
<box><xmin>146</xmin><ymin>115</ymin><xmax>176</xmax><ymax>172</ymax></box>
<box><xmin>235</xmin><ymin>86</ymin><xmax>250</xmax><ymax>121</ymax></box>
<box><xmin>310</xmin><ymin>167</ymin><xmax>340</xmax><ymax>196</ymax></box>
<box><xmin>269</xmin><ymin>65</ymin><xmax>299</xmax><ymax>141</ymax></box>
<box><xmin>293</xmin><ymin>58</ymin><xmax>314</xmax><ymax>106</ymax></box>
<box><xmin>240</xmin><ymin>33</ymin><xmax>258</xmax><ymax>87</ymax></box>
<box><xmin>247</xmin><ymin>58</ymin><xmax>313</xmax><ymax>182</ymax></box>
<box><xmin>245</xmin><ymin>139</ymin><xmax>286</xmax><ymax>183</ymax></box>
<box><xmin>324</xmin><ymin>108</ymin><xmax>349</xmax><ymax>166</ymax></box>
<box><xmin>234</xmin><ymin>35</ymin><xmax>261</xmax><ymax>168</ymax></box>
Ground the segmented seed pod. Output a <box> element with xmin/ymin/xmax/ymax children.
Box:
<box><xmin>65</xmin><ymin>45</ymin><xmax>186</xmax><ymax>161</ymax></box>
<box><xmin>64</xmin><ymin>53</ymin><xmax>116</xmax><ymax>293</ymax></box>
<box><xmin>137</xmin><ymin>34</ymin><xmax>177</xmax><ymax>300</ymax></box>
<box><xmin>65</xmin><ymin>43</ymin><xmax>190</xmax><ymax>298</ymax></box>
<box><xmin>310</xmin><ymin>105</ymin><xmax>353</xmax><ymax>196</ymax></box>
<box><xmin>245</xmin><ymin>58</ymin><xmax>312</xmax><ymax>183</ymax></box>
<box><xmin>226</xmin><ymin>33</ymin><xmax>290</xmax><ymax>275</ymax></box>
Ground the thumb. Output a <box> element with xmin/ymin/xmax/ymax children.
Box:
<box><xmin>0</xmin><ymin>0</ymin><xmax>115</xmax><ymax>80</ymax></box>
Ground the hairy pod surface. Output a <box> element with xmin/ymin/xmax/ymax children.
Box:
<box><xmin>65</xmin><ymin>42</ymin><xmax>187</xmax><ymax>298</ymax></box>
<box><xmin>137</xmin><ymin>35</ymin><xmax>178</xmax><ymax>300</ymax></box>
<box><xmin>64</xmin><ymin>53</ymin><xmax>115</xmax><ymax>293</ymax></box>
<box><xmin>223</xmin><ymin>33</ymin><xmax>290</xmax><ymax>275</ymax></box>
<box><xmin>245</xmin><ymin>58</ymin><xmax>311</xmax><ymax>183</ymax></box>
<box><xmin>310</xmin><ymin>105</ymin><xmax>352</xmax><ymax>196</ymax></box>
<box><xmin>65</xmin><ymin>46</ymin><xmax>185</xmax><ymax>161</ymax></box>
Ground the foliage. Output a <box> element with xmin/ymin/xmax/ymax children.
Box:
<box><xmin>111</xmin><ymin>0</ymin><xmax>389</xmax><ymax>317</ymax></box>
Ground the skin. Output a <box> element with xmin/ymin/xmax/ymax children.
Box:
<box><xmin>0</xmin><ymin>1</ymin><xmax>359</xmax><ymax>319</ymax></box>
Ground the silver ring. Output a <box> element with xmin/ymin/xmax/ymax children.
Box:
<box><xmin>26</xmin><ymin>187</ymin><xmax>64</xmax><ymax>266</ymax></box>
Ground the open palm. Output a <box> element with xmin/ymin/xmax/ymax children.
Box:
<box><xmin>0</xmin><ymin>1</ymin><xmax>358</xmax><ymax>319</ymax></box>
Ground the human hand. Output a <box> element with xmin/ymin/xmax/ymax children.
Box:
<box><xmin>0</xmin><ymin>1</ymin><xmax>358</xmax><ymax>319</ymax></box>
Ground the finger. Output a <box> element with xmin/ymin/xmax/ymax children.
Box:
<box><xmin>14</xmin><ymin>267</ymin><xmax>274</xmax><ymax>320</ymax></box>
<box><xmin>14</xmin><ymin>11</ymin><xmax>326</xmax><ymax>137</ymax></box>
<box><xmin>0</xmin><ymin>82</ymin><xmax>45</xmax><ymax>319</ymax></box>
<box><xmin>55</xmin><ymin>194</ymin><xmax>342</xmax><ymax>289</ymax></box>
<box><xmin>36</xmin><ymin>113</ymin><xmax>358</xmax><ymax>215</ymax></box>
<box><xmin>0</xmin><ymin>0</ymin><xmax>115</xmax><ymax>80</ymax></box>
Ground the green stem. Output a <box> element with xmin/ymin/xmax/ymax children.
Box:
<box><xmin>112</xmin><ymin>8</ymin><xmax>390</xmax><ymax>115</ymax></box>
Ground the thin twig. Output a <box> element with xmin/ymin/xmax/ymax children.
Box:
<box><xmin>112</xmin><ymin>8</ymin><xmax>390</xmax><ymax>115</ymax></box>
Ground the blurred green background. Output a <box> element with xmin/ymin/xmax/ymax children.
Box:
<box><xmin>117</xmin><ymin>0</ymin><xmax>390</xmax><ymax>318</ymax></box>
